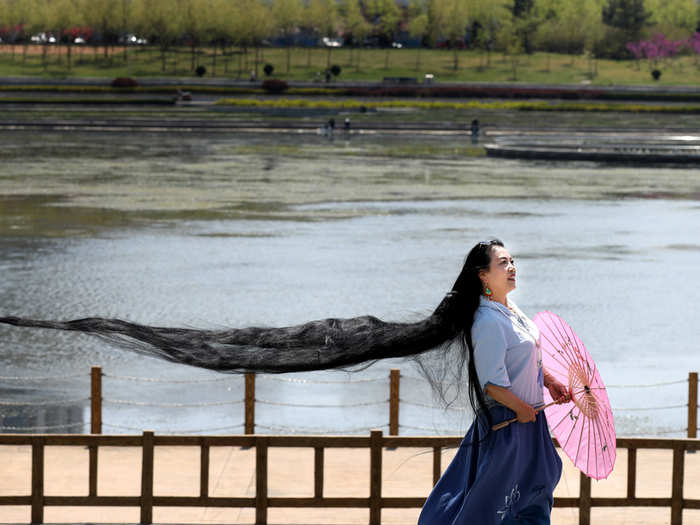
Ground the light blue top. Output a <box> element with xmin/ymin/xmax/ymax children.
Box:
<box><xmin>472</xmin><ymin>295</ymin><xmax>544</xmax><ymax>408</ymax></box>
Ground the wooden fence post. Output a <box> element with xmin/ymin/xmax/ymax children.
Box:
<box><xmin>200</xmin><ymin>444</ymin><xmax>209</xmax><ymax>498</ymax></box>
<box><xmin>91</xmin><ymin>366</ymin><xmax>102</xmax><ymax>434</ymax></box>
<box><xmin>579</xmin><ymin>472</ymin><xmax>591</xmax><ymax>525</ymax></box>
<box><xmin>689</xmin><ymin>372</ymin><xmax>698</xmax><ymax>439</ymax></box>
<box><xmin>627</xmin><ymin>447</ymin><xmax>637</xmax><ymax>499</ymax></box>
<box><xmin>432</xmin><ymin>446</ymin><xmax>442</xmax><ymax>486</ymax></box>
<box><xmin>314</xmin><ymin>447</ymin><xmax>324</xmax><ymax>500</ymax></box>
<box><xmin>31</xmin><ymin>436</ymin><xmax>44</xmax><ymax>524</ymax></box>
<box><xmin>245</xmin><ymin>373</ymin><xmax>255</xmax><ymax>435</ymax></box>
<box><xmin>256</xmin><ymin>436</ymin><xmax>268</xmax><ymax>525</ymax></box>
<box><xmin>140</xmin><ymin>431</ymin><xmax>154</xmax><ymax>525</ymax></box>
<box><xmin>389</xmin><ymin>369</ymin><xmax>400</xmax><ymax>436</ymax></box>
<box><xmin>369</xmin><ymin>429</ymin><xmax>383</xmax><ymax>525</ymax></box>
<box><xmin>671</xmin><ymin>443</ymin><xmax>685</xmax><ymax>525</ymax></box>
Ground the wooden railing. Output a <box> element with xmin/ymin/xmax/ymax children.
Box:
<box><xmin>87</xmin><ymin>368</ymin><xmax>699</xmax><ymax>437</ymax></box>
<box><xmin>0</xmin><ymin>431</ymin><xmax>698</xmax><ymax>525</ymax></box>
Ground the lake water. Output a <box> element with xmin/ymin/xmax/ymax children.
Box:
<box><xmin>0</xmin><ymin>130</ymin><xmax>698</xmax><ymax>437</ymax></box>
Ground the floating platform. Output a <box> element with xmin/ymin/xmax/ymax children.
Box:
<box><xmin>485</xmin><ymin>139</ymin><xmax>700</xmax><ymax>164</ymax></box>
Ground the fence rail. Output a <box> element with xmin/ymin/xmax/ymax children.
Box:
<box><xmin>0</xmin><ymin>431</ymin><xmax>698</xmax><ymax>525</ymax></box>
<box><xmin>1</xmin><ymin>368</ymin><xmax>698</xmax><ymax>437</ymax></box>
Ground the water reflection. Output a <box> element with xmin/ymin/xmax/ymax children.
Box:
<box><xmin>0</xmin><ymin>131</ymin><xmax>698</xmax><ymax>437</ymax></box>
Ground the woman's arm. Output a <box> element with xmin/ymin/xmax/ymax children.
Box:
<box><xmin>485</xmin><ymin>384</ymin><xmax>537</xmax><ymax>423</ymax></box>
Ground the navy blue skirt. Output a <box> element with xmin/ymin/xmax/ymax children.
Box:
<box><xmin>418</xmin><ymin>406</ymin><xmax>562</xmax><ymax>525</ymax></box>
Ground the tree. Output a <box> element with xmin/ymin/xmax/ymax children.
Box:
<box><xmin>602</xmin><ymin>0</ymin><xmax>651</xmax><ymax>39</ymax></box>
<box><xmin>470</xmin><ymin>0</ymin><xmax>510</xmax><ymax>67</ymax></box>
<box><xmin>180</xmin><ymin>0</ymin><xmax>208</xmax><ymax>72</ymax></box>
<box><xmin>407</xmin><ymin>0</ymin><xmax>428</xmax><ymax>71</ymax></box>
<box><xmin>495</xmin><ymin>13</ymin><xmax>523</xmax><ymax>79</ymax></box>
<box><xmin>509</xmin><ymin>0</ymin><xmax>539</xmax><ymax>54</ymax></box>
<box><xmin>340</xmin><ymin>0</ymin><xmax>369</xmax><ymax>70</ymax></box>
<box><xmin>599</xmin><ymin>0</ymin><xmax>651</xmax><ymax>58</ymax></box>
<box><xmin>308</xmin><ymin>0</ymin><xmax>338</xmax><ymax>68</ymax></box>
<box><xmin>273</xmin><ymin>0</ymin><xmax>302</xmax><ymax>74</ymax></box>
<box><xmin>428</xmin><ymin>0</ymin><xmax>470</xmax><ymax>70</ymax></box>
<box><xmin>134</xmin><ymin>0</ymin><xmax>183</xmax><ymax>72</ymax></box>
<box><xmin>48</xmin><ymin>0</ymin><xmax>81</xmax><ymax>68</ymax></box>
<box><xmin>80</xmin><ymin>0</ymin><xmax>119</xmax><ymax>61</ymax></box>
<box><xmin>365</xmin><ymin>0</ymin><xmax>401</xmax><ymax>69</ymax></box>
<box><xmin>646</xmin><ymin>0</ymin><xmax>697</xmax><ymax>39</ymax></box>
<box><xmin>234</xmin><ymin>0</ymin><xmax>272</xmax><ymax>79</ymax></box>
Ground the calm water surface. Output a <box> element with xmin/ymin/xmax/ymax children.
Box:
<box><xmin>0</xmin><ymin>131</ymin><xmax>698</xmax><ymax>437</ymax></box>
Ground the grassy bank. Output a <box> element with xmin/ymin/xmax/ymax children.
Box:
<box><xmin>2</xmin><ymin>44</ymin><xmax>700</xmax><ymax>86</ymax></box>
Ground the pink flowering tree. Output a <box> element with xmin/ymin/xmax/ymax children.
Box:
<box><xmin>626</xmin><ymin>33</ymin><xmax>687</xmax><ymax>75</ymax></box>
<box><xmin>689</xmin><ymin>32</ymin><xmax>700</xmax><ymax>66</ymax></box>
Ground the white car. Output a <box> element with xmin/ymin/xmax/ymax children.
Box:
<box><xmin>30</xmin><ymin>32</ymin><xmax>57</xmax><ymax>44</ymax></box>
<box><xmin>74</xmin><ymin>37</ymin><xmax>86</xmax><ymax>44</ymax></box>
<box><xmin>322</xmin><ymin>37</ymin><xmax>342</xmax><ymax>48</ymax></box>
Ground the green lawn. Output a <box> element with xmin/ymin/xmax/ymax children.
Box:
<box><xmin>2</xmin><ymin>44</ymin><xmax>700</xmax><ymax>85</ymax></box>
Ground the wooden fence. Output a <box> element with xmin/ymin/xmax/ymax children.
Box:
<box><xmin>89</xmin><ymin>368</ymin><xmax>699</xmax><ymax>437</ymax></box>
<box><xmin>0</xmin><ymin>431</ymin><xmax>698</xmax><ymax>525</ymax></box>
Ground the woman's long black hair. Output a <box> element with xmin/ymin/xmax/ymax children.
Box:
<box><xmin>0</xmin><ymin>239</ymin><xmax>504</xmax><ymax>428</ymax></box>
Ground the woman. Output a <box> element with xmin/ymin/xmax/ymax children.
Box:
<box><xmin>0</xmin><ymin>239</ymin><xmax>567</xmax><ymax>522</ymax></box>
<box><xmin>418</xmin><ymin>239</ymin><xmax>568</xmax><ymax>525</ymax></box>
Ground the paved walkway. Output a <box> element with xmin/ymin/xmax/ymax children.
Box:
<box><xmin>1</xmin><ymin>443</ymin><xmax>699</xmax><ymax>524</ymax></box>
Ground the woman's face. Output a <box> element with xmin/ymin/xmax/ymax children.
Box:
<box><xmin>480</xmin><ymin>246</ymin><xmax>516</xmax><ymax>297</ymax></box>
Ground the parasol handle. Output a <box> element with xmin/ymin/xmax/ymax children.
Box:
<box><xmin>491</xmin><ymin>401</ymin><xmax>558</xmax><ymax>431</ymax></box>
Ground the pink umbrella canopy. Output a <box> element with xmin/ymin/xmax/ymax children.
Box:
<box><xmin>534</xmin><ymin>311</ymin><xmax>616</xmax><ymax>480</ymax></box>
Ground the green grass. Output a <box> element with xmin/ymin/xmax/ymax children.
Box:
<box><xmin>2</xmin><ymin>44</ymin><xmax>700</xmax><ymax>86</ymax></box>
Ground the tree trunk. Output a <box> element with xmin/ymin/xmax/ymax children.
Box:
<box><xmin>384</xmin><ymin>48</ymin><xmax>389</xmax><ymax>69</ymax></box>
<box><xmin>191</xmin><ymin>43</ymin><xmax>196</xmax><ymax>71</ymax></box>
<box><xmin>415</xmin><ymin>48</ymin><xmax>420</xmax><ymax>71</ymax></box>
<box><xmin>453</xmin><ymin>46</ymin><xmax>459</xmax><ymax>70</ymax></box>
<box><xmin>255</xmin><ymin>46</ymin><xmax>260</xmax><ymax>79</ymax></box>
<box><xmin>161</xmin><ymin>47</ymin><xmax>166</xmax><ymax>72</ymax></box>
<box><xmin>286</xmin><ymin>45</ymin><xmax>291</xmax><ymax>73</ymax></box>
<box><xmin>327</xmin><ymin>46</ymin><xmax>332</xmax><ymax>68</ymax></box>
<box><xmin>306</xmin><ymin>45</ymin><xmax>311</xmax><ymax>67</ymax></box>
<box><xmin>23</xmin><ymin>44</ymin><xmax>28</xmax><ymax>64</ymax></box>
<box><xmin>42</xmin><ymin>43</ymin><xmax>47</xmax><ymax>70</ymax></box>
<box><xmin>67</xmin><ymin>43</ymin><xmax>72</xmax><ymax>69</ymax></box>
<box><xmin>212</xmin><ymin>44</ymin><xmax>217</xmax><ymax>76</ymax></box>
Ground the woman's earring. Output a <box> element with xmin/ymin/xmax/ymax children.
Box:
<box><xmin>485</xmin><ymin>286</ymin><xmax>492</xmax><ymax>297</ymax></box>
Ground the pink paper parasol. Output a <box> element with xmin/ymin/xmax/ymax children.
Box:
<box><xmin>534</xmin><ymin>310</ymin><xmax>616</xmax><ymax>480</ymax></box>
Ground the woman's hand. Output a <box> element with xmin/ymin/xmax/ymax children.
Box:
<box><xmin>546</xmin><ymin>378</ymin><xmax>571</xmax><ymax>404</ymax></box>
<box><xmin>515</xmin><ymin>401</ymin><xmax>537</xmax><ymax>423</ymax></box>
<box><xmin>485</xmin><ymin>384</ymin><xmax>537</xmax><ymax>424</ymax></box>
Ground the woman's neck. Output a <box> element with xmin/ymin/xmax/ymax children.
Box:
<box><xmin>488</xmin><ymin>293</ymin><xmax>509</xmax><ymax>309</ymax></box>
